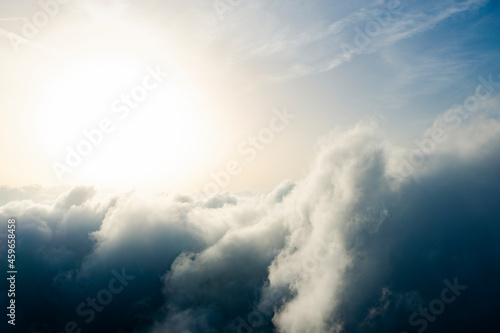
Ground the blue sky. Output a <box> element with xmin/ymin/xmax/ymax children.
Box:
<box><xmin>0</xmin><ymin>0</ymin><xmax>499</xmax><ymax>191</ymax></box>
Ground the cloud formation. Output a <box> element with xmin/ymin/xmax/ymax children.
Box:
<box><xmin>191</xmin><ymin>0</ymin><xmax>489</xmax><ymax>80</ymax></box>
<box><xmin>2</xmin><ymin>99</ymin><xmax>500</xmax><ymax>333</ymax></box>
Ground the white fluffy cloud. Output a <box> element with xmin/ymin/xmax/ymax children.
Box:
<box><xmin>2</xmin><ymin>100</ymin><xmax>500</xmax><ymax>332</ymax></box>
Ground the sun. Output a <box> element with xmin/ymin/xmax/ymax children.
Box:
<box><xmin>36</xmin><ymin>55</ymin><xmax>214</xmax><ymax>190</ymax></box>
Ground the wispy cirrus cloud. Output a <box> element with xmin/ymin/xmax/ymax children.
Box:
<box><xmin>256</xmin><ymin>0</ymin><xmax>489</xmax><ymax>80</ymax></box>
<box><xmin>166</xmin><ymin>0</ymin><xmax>487</xmax><ymax>85</ymax></box>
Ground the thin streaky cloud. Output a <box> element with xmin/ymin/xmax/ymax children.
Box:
<box><xmin>267</xmin><ymin>0</ymin><xmax>488</xmax><ymax>81</ymax></box>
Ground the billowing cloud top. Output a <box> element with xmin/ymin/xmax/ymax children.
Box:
<box><xmin>2</xmin><ymin>97</ymin><xmax>500</xmax><ymax>333</ymax></box>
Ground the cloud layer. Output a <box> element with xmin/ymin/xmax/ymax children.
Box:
<box><xmin>2</xmin><ymin>99</ymin><xmax>500</xmax><ymax>333</ymax></box>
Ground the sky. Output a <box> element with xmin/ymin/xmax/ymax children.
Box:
<box><xmin>1</xmin><ymin>0</ymin><xmax>500</xmax><ymax>332</ymax></box>
<box><xmin>0</xmin><ymin>0</ymin><xmax>499</xmax><ymax>192</ymax></box>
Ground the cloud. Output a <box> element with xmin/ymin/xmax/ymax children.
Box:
<box><xmin>2</xmin><ymin>101</ymin><xmax>500</xmax><ymax>332</ymax></box>
<box><xmin>199</xmin><ymin>0</ymin><xmax>489</xmax><ymax>81</ymax></box>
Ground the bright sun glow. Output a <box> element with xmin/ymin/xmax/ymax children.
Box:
<box><xmin>36</xmin><ymin>56</ymin><xmax>214</xmax><ymax>190</ymax></box>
